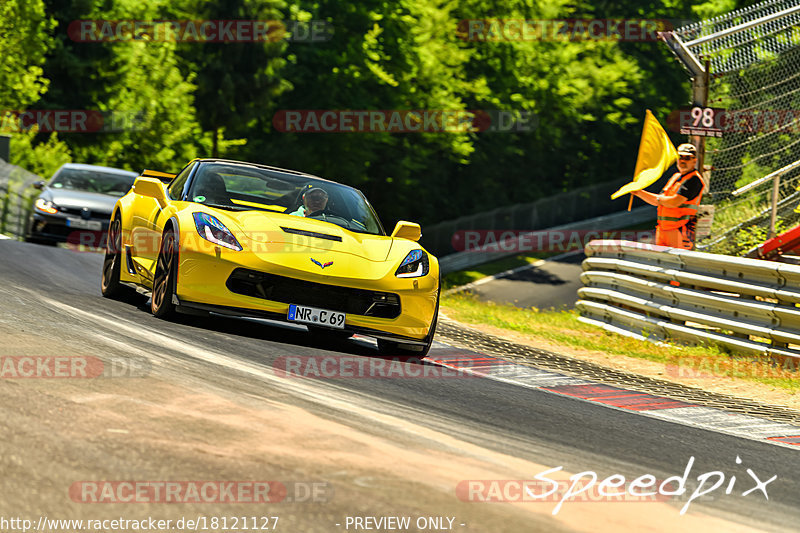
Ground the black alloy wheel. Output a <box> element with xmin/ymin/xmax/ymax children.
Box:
<box><xmin>152</xmin><ymin>228</ymin><xmax>178</xmax><ymax>318</ymax></box>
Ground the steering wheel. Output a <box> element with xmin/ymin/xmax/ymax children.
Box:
<box><xmin>307</xmin><ymin>209</ymin><xmax>351</xmax><ymax>227</ymax></box>
<box><xmin>306</xmin><ymin>207</ymin><xmax>334</xmax><ymax>218</ymax></box>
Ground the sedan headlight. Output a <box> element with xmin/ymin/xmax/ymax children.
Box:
<box><xmin>395</xmin><ymin>249</ymin><xmax>429</xmax><ymax>278</ymax></box>
<box><xmin>34</xmin><ymin>198</ymin><xmax>58</xmax><ymax>214</ymax></box>
<box><xmin>192</xmin><ymin>212</ymin><xmax>242</xmax><ymax>251</ymax></box>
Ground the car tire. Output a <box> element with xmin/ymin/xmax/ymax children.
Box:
<box><xmin>101</xmin><ymin>217</ymin><xmax>135</xmax><ymax>301</ymax></box>
<box><xmin>152</xmin><ymin>227</ymin><xmax>178</xmax><ymax>319</ymax></box>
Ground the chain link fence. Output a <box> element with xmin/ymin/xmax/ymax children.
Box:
<box><xmin>674</xmin><ymin>0</ymin><xmax>800</xmax><ymax>254</ymax></box>
<box><xmin>0</xmin><ymin>159</ymin><xmax>43</xmax><ymax>240</ymax></box>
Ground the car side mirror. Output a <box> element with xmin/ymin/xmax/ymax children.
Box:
<box><xmin>391</xmin><ymin>221</ymin><xmax>421</xmax><ymax>242</ymax></box>
<box><xmin>32</xmin><ymin>180</ymin><xmax>45</xmax><ymax>190</ymax></box>
<box><xmin>133</xmin><ymin>177</ymin><xmax>169</xmax><ymax>208</ymax></box>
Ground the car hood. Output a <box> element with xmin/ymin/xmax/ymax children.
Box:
<box><xmin>226</xmin><ymin>211</ymin><xmax>394</xmax><ymax>262</ymax></box>
<box><xmin>45</xmin><ymin>188</ymin><xmax>121</xmax><ymax>214</ymax></box>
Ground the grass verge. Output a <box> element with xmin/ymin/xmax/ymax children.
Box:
<box><xmin>441</xmin><ymin>254</ymin><xmax>546</xmax><ymax>290</ymax></box>
<box><xmin>441</xmin><ymin>290</ymin><xmax>800</xmax><ymax>393</ymax></box>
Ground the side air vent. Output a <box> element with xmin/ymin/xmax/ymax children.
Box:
<box><xmin>124</xmin><ymin>245</ymin><xmax>136</xmax><ymax>274</ymax></box>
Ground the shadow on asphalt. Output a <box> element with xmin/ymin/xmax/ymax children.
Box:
<box><xmin>504</xmin><ymin>268</ymin><xmax>567</xmax><ymax>284</ymax></box>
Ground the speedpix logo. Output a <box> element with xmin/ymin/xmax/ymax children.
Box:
<box><xmin>458</xmin><ymin>456</ymin><xmax>776</xmax><ymax>515</ymax></box>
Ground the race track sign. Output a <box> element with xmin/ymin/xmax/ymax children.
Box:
<box><xmin>668</xmin><ymin>106</ymin><xmax>725</xmax><ymax>138</ymax></box>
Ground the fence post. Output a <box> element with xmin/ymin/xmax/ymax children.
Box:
<box><xmin>0</xmin><ymin>186</ymin><xmax>8</xmax><ymax>235</ymax></box>
<box><xmin>692</xmin><ymin>59</ymin><xmax>710</xmax><ymax>182</ymax></box>
<box><xmin>16</xmin><ymin>185</ymin><xmax>24</xmax><ymax>240</ymax></box>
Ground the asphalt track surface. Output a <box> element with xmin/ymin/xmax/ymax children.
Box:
<box><xmin>2</xmin><ymin>238</ymin><xmax>800</xmax><ymax>532</ymax></box>
<box><xmin>469</xmin><ymin>254</ymin><xmax>585</xmax><ymax>310</ymax></box>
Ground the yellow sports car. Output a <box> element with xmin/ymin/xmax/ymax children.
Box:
<box><xmin>100</xmin><ymin>158</ymin><xmax>440</xmax><ymax>356</ymax></box>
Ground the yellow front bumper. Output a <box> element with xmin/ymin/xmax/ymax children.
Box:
<box><xmin>174</xmin><ymin>244</ymin><xmax>438</xmax><ymax>341</ymax></box>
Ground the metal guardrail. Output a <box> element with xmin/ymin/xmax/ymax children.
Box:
<box><xmin>439</xmin><ymin>206</ymin><xmax>654</xmax><ymax>274</ymax></box>
<box><xmin>0</xmin><ymin>159</ymin><xmax>44</xmax><ymax>240</ymax></box>
<box><xmin>577</xmin><ymin>240</ymin><xmax>800</xmax><ymax>360</ymax></box>
<box><xmin>0</xmin><ymin>182</ymin><xmax>35</xmax><ymax>240</ymax></box>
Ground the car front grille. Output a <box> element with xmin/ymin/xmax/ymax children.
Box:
<box><xmin>226</xmin><ymin>268</ymin><xmax>401</xmax><ymax>319</ymax></box>
<box><xmin>56</xmin><ymin>207</ymin><xmax>110</xmax><ymax>219</ymax></box>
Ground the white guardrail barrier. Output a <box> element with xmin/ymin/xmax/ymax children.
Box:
<box><xmin>577</xmin><ymin>240</ymin><xmax>800</xmax><ymax>362</ymax></box>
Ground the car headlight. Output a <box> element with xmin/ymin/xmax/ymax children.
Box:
<box><xmin>34</xmin><ymin>198</ymin><xmax>58</xmax><ymax>214</ymax></box>
<box><xmin>395</xmin><ymin>249</ymin><xmax>429</xmax><ymax>278</ymax></box>
<box><xmin>192</xmin><ymin>212</ymin><xmax>242</xmax><ymax>251</ymax></box>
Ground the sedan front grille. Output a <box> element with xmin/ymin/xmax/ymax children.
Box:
<box><xmin>57</xmin><ymin>206</ymin><xmax>109</xmax><ymax>219</ymax></box>
<box><xmin>226</xmin><ymin>268</ymin><xmax>401</xmax><ymax>319</ymax></box>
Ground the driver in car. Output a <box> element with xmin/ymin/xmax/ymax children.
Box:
<box><xmin>290</xmin><ymin>187</ymin><xmax>328</xmax><ymax>217</ymax></box>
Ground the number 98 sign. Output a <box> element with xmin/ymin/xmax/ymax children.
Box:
<box><xmin>676</xmin><ymin>106</ymin><xmax>726</xmax><ymax>137</ymax></box>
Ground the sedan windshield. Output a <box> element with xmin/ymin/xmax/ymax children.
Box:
<box><xmin>188</xmin><ymin>162</ymin><xmax>385</xmax><ymax>235</ymax></box>
<box><xmin>50</xmin><ymin>168</ymin><xmax>137</xmax><ymax>196</ymax></box>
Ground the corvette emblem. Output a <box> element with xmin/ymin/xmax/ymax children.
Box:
<box><xmin>311</xmin><ymin>258</ymin><xmax>333</xmax><ymax>269</ymax></box>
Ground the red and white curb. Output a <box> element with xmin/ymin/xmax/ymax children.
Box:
<box><xmin>427</xmin><ymin>345</ymin><xmax>800</xmax><ymax>449</ymax></box>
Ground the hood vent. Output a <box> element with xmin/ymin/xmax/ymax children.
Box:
<box><xmin>280</xmin><ymin>226</ymin><xmax>342</xmax><ymax>242</ymax></box>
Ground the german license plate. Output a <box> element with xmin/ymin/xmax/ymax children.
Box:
<box><xmin>288</xmin><ymin>304</ymin><xmax>346</xmax><ymax>329</ymax></box>
<box><xmin>66</xmin><ymin>217</ymin><xmax>102</xmax><ymax>231</ymax></box>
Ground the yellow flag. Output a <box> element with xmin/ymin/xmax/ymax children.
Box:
<box><xmin>610</xmin><ymin>110</ymin><xmax>678</xmax><ymax>199</ymax></box>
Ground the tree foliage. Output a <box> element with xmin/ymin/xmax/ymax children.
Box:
<box><xmin>170</xmin><ymin>0</ymin><xmax>291</xmax><ymax>156</ymax></box>
<box><xmin>0</xmin><ymin>0</ymin><xmax>54</xmax><ymax>110</ymax></box>
<box><xmin>2</xmin><ymin>0</ymin><xmax>755</xmax><ymax>219</ymax></box>
<box><xmin>37</xmin><ymin>0</ymin><xmax>202</xmax><ymax>172</ymax></box>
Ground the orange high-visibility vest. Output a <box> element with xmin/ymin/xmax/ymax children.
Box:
<box><xmin>657</xmin><ymin>170</ymin><xmax>705</xmax><ymax>230</ymax></box>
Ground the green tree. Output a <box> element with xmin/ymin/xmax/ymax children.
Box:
<box><xmin>0</xmin><ymin>0</ymin><xmax>54</xmax><ymax>110</ymax></box>
<box><xmin>37</xmin><ymin>0</ymin><xmax>202</xmax><ymax>172</ymax></box>
<box><xmin>242</xmin><ymin>0</ymin><xmax>488</xmax><ymax>225</ymax></box>
<box><xmin>171</xmin><ymin>0</ymin><xmax>291</xmax><ymax>157</ymax></box>
<box><xmin>1</xmin><ymin>0</ymin><xmax>71</xmax><ymax>178</ymax></box>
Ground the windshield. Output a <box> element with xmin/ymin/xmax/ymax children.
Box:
<box><xmin>188</xmin><ymin>162</ymin><xmax>385</xmax><ymax>235</ymax></box>
<box><xmin>50</xmin><ymin>168</ymin><xmax>137</xmax><ymax>196</ymax></box>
